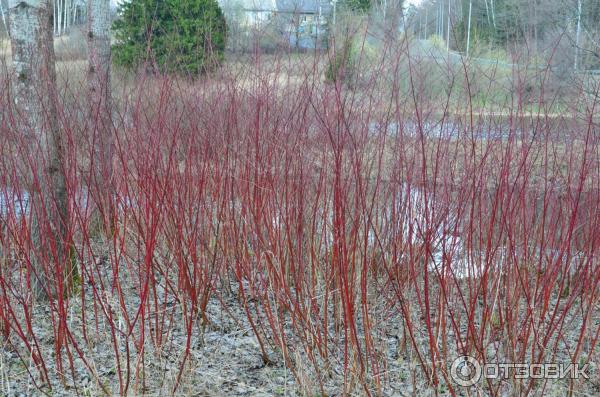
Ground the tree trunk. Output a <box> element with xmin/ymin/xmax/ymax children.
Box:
<box><xmin>87</xmin><ymin>0</ymin><xmax>114</xmax><ymax>232</ymax></box>
<box><xmin>0</xmin><ymin>0</ymin><xmax>8</xmax><ymax>36</ymax></box>
<box><xmin>8</xmin><ymin>0</ymin><xmax>71</xmax><ymax>298</ymax></box>
<box><xmin>384</xmin><ymin>0</ymin><xmax>402</xmax><ymax>41</ymax></box>
<box><xmin>447</xmin><ymin>0</ymin><xmax>451</xmax><ymax>52</ymax></box>
<box><xmin>65</xmin><ymin>0</ymin><xmax>69</xmax><ymax>33</ymax></box>
<box><xmin>575</xmin><ymin>0</ymin><xmax>582</xmax><ymax>70</ymax></box>
<box><xmin>466</xmin><ymin>0</ymin><xmax>472</xmax><ymax>56</ymax></box>
<box><xmin>53</xmin><ymin>0</ymin><xmax>56</xmax><ymax>35</ymax></box>
<box><xmin>57</xmin><ymin>0</ymin><xmax>62</xmax><ymax>36</ymax></box>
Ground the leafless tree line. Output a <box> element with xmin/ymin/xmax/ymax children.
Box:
<box><xmin>53</xmin><ymin>0</ymin><xmax>87</xmax><ymax>36</ymax></box>
<box><xmin>1</xmin><ymin>0</ymin><xmax>87</xmax><ymax>37</ymax></box>
<box><xmin>407</xmin><ymin>0</ymin><xmax>600</xmax><ymax>71</ymax></box>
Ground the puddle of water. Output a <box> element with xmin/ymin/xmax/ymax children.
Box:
<box><xmin>368</xmin><ymin>120</ymin><xmax>520</xmax><ymax>141</ymax></box>
<box><xmin>0</xmin><ymin>190</ymin><xmax>30</xmax><ymax>217</ymax></box>
<box><xmin>0</xmin><ymin>188</ymin><xmax>92</xmax><ymax>218</ymax></box>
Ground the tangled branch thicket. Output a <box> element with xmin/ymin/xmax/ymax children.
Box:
<box><xmin>0</xmin><ymin>32</ymin><xmax>599</xmax><ymax>396</ymax></box>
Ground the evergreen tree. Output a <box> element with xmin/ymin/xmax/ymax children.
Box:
<box><xmin>112</xmin><ymin>0</ymin><xmax>227</xmax><ymax>76</ymax></box>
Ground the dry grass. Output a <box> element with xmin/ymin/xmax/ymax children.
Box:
<box><xmin>0</xmin><ymin>39</ymin><xmax>9</xmax><ymax>59</ymax></box>
<box><xmin>0</xmin><ymin>28</ymin><xmax>87</xmax><ymax>62</ymax></box>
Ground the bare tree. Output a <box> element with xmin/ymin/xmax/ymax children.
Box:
<box><xmin>466</xmin><ymin>0</ymin><xmax>472</xmax><ymax>56</ymax></box>
<box><xmin>383</xmin><ymin>0</ymin><xmax>403</xmax><ymax>40</ymax></box>
<box><xmin>8</xmin><ymin>0</ymin><xmax>72</xmax><ymax>297</ymax></box>
<box><xmin>87</xmin><ymin>0</ymin><xmax>114</xmax><ymax>232</ymax></box>
<box><xmin>53</xmin><ymin>0</ymin><xmax>79</xmax><ymax>36</ymax></box>
<box><xmin>575</xmin><ymin>0</ymin><xmax>582</xmax><ymax>70</ymax></box>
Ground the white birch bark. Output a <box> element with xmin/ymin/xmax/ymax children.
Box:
<box><xmin>447</xmin><ymin>0</ymin><xmax>451</xmax><ymax>53</ymax></box>
<box><xmin>575</xmin><ymin>0</ymin><xmax>582</xmax><ymax>70</ymax></box>
<box><xmin>64</xmin><ymin>0</ymin><xmax>68</xmax><ymax>33</ymax></box>
<box><xmin>53</xmin><ymin>0</ymin><xmax>56</xmax><ymax>35</ymax></box>
<box><xmin>87</xmin><ymin>0</ymin><xmax>114</xmax><ymax>230</ymax></box>
<box><xmin>466</xmin><ymin>0</ymin><xmax>472</xmax><ymax>56</ymax></box>
<box><xmin>8</xmin><ymin>0</ymin><xmax>71</xmax><ymax>297</ymax></box>
<box><xmin>0</xmin><ymin>0</ymin><xmax>8</xmax><ymax>36</ymax></box>
<box><xmin>65</xmin><ymin>0</ymin><xmax>70</xmax><ymax>32</ymax></box>
<box><xmin>57</xmin><ymin>0</ymin><xmax>62</xmax><ymax>36</ymax></box>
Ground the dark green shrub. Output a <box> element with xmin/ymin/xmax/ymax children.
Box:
<box><xmin>112</xmin><ymin>0</ymin><xmax>227</xmax><ymax>76</ymax></box>
<box><xmin>325</xmin><ymin>39</ymin><xmax>357</xmax><ymax>84</ymax></box>
<box><xmin>324</xmin><ymin>0</ymin><xmax>371</xmax><ymax>85</ymax></box>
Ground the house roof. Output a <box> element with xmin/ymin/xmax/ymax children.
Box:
<box><xmin>241</xmin><ymin>0</ymin><xmax>278</xmax><ymax>11</ymax></box>
<box><xmin>275</xmin><ymin>0</ymin><xmax>331</xmax><ymax>14</ymax></box>
<box><xmin>218</xmin><ymin>0</ymin><xmax>331</xmax><ymax>14</ymax></box>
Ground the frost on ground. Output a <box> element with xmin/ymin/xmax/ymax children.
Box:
<box><xmin>1</xmin><ymin>240</ymin><xmax>599</xmax><ymax>396</ymax></box>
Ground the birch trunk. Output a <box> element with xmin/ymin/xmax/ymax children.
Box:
<box><xmin>57</xmin><ymin>0</ymin><xmax>62</xmax><ymax>36</ymax></box>
<box><xmin>52</xmin><ymin>0</ymin><xmax>56</xmax><ymax>35</ymax></box>
<box><xmin>447</xmin><ymin>0</ymin><xmax>451</xmax><ymax>53</ymax></box>
<box><xmin>0</xmin><ymin>1</ymin><xmax>8</xmax><ymax>36</ymax></box>
<box><xmin>575</xmin><ymin>0</ymin><xmax>582</xmax><ymax>70</ymax></box>
<box><xmin>63</xmin><ymin>0</ymin><xmax>69</xmax><ymax>33</ymax></box>
<box><xmin>466</xmin><ymin>0</ymin><xmax>472</xmax><ymax>56</ymax></box>
<box><xmin>87</xmin><ymin>0</ymin><xmax>114</xmax><ymax>232</ymax></box>
<box><xmin>8</xmin><ymin>0</ymin><xmax>72</xmax><ymax>298</ymax></box>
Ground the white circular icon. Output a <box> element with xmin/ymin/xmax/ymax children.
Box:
<box><xmin>450</xmin><ymin>355</ymin><xmax>482</xmax><ymax>387</ymax></box>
